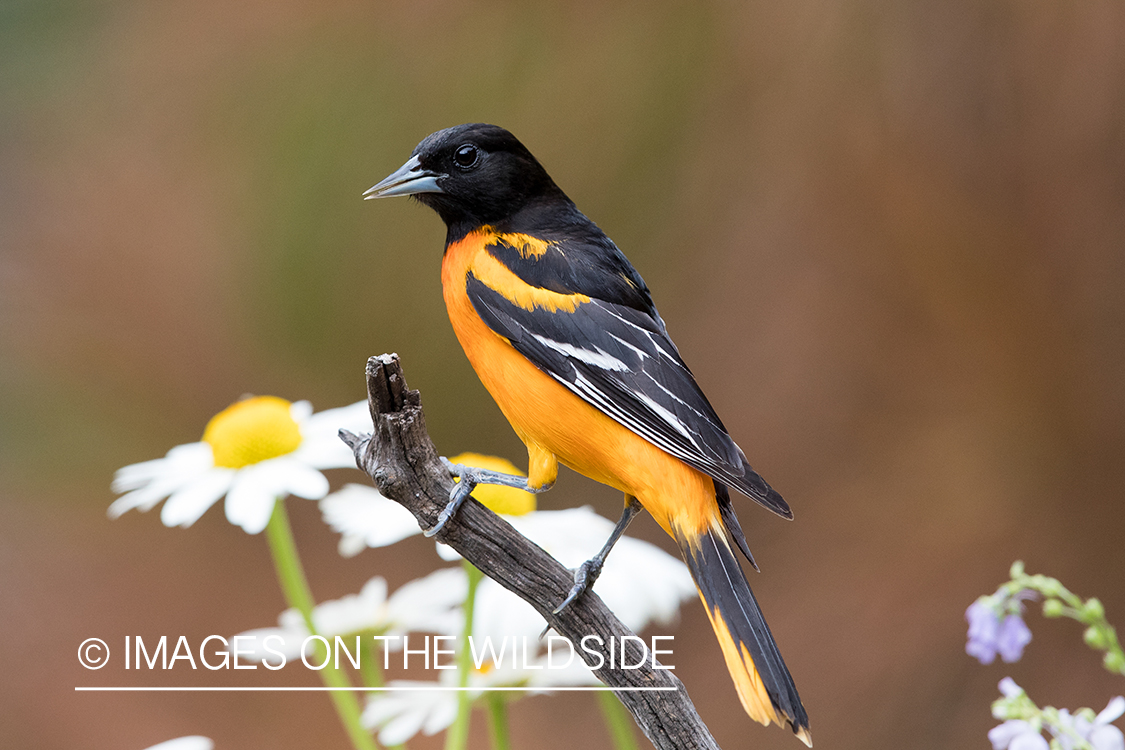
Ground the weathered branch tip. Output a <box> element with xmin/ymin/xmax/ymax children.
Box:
<box><xmin>342</xmin><ymin>353</ymin><xmax>721</xmax><ymax>750</ymax></box>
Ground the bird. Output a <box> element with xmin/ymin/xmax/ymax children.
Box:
<box><xmin>364</xmin><ymin>123</ymin><xmax>810</xmax><ymax>745</ymax></box>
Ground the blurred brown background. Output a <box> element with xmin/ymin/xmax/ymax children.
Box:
<box><xmin>2</xmin><ymin>1</ymin><xmax>1123</xmax><ymax>748</ymax></box>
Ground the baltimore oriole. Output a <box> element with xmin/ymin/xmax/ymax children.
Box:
<box><xmin>365</xmin><ymin>123</ymin><xmax>811</xmax><ymax>744</ymax></box>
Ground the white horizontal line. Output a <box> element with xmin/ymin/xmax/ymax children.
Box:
<box><xmin>75</xmin><ymin>686</ymin><xmax>677</xmax><ymax>692</ymax></box>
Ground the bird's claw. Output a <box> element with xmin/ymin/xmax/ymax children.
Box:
<box><xmin>552</xmin><ymin>559</ymin><xmax>602</xmax><ymax>615</ymax></box>
<box><xmin>540</xmin><ymin>559</ymin><xmax>602</xmax><ymax>638</ymax></box>
<box><xmin>424</xmin><ymin>467</ymin><xmax>478</xmax><ymax>538</ymax></box>
<box><xmin>427</xmin><ymin>458</ymin><xmax>551</xmax><ymax>537</ymax></box>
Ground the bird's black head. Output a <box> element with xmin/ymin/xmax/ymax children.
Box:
<box><xmin>364</xmin><ymin>124</ymin><xmax>571</xmax><ymax>241</ymax></box>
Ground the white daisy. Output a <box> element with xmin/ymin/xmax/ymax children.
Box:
<box><xmin>469</xmin><ymin>506</ymin><xmax>697</xmax><ymax>639</ymax></box>
<box><xmin>235</xmin><ymin>568</ymin><xmax>467</xmax><ymax>662</ymax></box>
<box><xmin>362</xmin><ymin>680</ymin><xmax>460</xmax><ymax>747</ymax></box>
<box><xmin>110</xmin><ymin>397</ymin><xmax>371</xmax><ymax>534</ymax></box>
<box><xmin>361</xmin><ymin>652</ymin><xmax>600</xmax><ymax>747</ymax></box>
<box><xmin>320</xmin><ymin>483</ymin><xmax>421</xmax><ymax>557</ymax></box>
<box><xmin>339</xmin><ymin>454</ymin><xmax>694</xmax><ymax>747</ymax></box>
<box><xmin>318</xmin><ymin>452</ymin><xmax>533</xmax><ymax>557</ymax></box>
<box><xmin>321</xmin><ymin>452</ymin><xmax>696</xmax><ymax>637</ymax></box>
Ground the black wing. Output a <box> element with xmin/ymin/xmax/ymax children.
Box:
<box><xmin>484</xmin><ymin>226</ymin><xmax>659</xmax><ymax>318</ymax></box>
<box><xmin>466</xmin><ymin>270</ymin><xmax>791</xmax><ymax>518</ymax></box>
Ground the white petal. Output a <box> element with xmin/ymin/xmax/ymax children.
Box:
<box><xmin>422</xmin><ymin>692</ymin><xmax>459</xmax><ymax>734</ymax></box>
<box><xmin>160</xmin><ymin>470</ymin><xmax>234</xmax><ymax>528</ymax></box>
<box><xmin>594</xmin><ymin>534</ymin><xmax>695</xmax><ymax>631</ymax></box>
<box><xmin>361</xmin><ymin>695</ymin><xmax>403</xmax><ymax>728</ymax></box>
<box><xmin>506</xmin><ymin>507</ymin><xmax>694</xmax><ymax>632</ymax></box>
<box><xmin>999</xmin><ymin>677</ymin><xmax>1023</xmax><ymax>698</ymax></box>
<box><xmin>108</xmin><ymin>477</ymin><xmax>184</xmax><ymax>518</ymax></box>
<box><xmin>1097</xmin><ymin>696</ymin><xmax>1125</xmax><ymax>725</ymax></box>
<box><xmin>363</xmin><ymin>686</ymin><xmax>445</xmax><ymax>746</ymax></box>
<box><xmin>293</xmin><ymin>436</ymin><xmax>357</xmax><ymax>471</ymax></box>
<box><xmin>386</xmin><ymin>568</ymin><xmax>468</xmax><ymax>635</ymax></box>
<box><xmin>435</xmin><ymin>542</ymin><xmax>462</xmax><ymax>561</ymax></box>
<box><xmin>110</xmin><ymin>444</ymin><xmax>215</xmax><ymax>517</ymax></box>
<box><xmin>526</xmin><ymin>654</ymin><xmax>601</xmax><ymax>688</ymax></box>
<box><xmin>361</xmin><ymin>685</ymin><xmax>437</xmax><ymax>726</ymax></box>
<box><xmin>224</xmin><ymin>470</ymin><xmax>281</xmax><ymax>534</ymax></box>
<box><xmin>112</xmin><ymin>442</ymin><xmax>212</xmax><ymax>493</ymax></box>
<box><xmin>1090</xmin><ymin>725</ymin><xmax>1125</xmax><ymax>750</ymax></box>
<box><xmin>378</xmin><ymin>709</ymin><xmax>427</xmax><ymax>746</ymax></box>
<box><xmin>305</xmin><ymin>400</ymin><xmax>372</xmax><ymax>435</ymax></box>
<box><xmin>310</xmin><ymin>577</ymin><xmax>389</xmax><ymax>636</ymax></box>
<box><xmin>290</xmin><ymin>400</ymin><xmax>314</xmax><ymax>424</ymax></box>
<box><xmin>475</xmin><ymin>650</ymin><xmax>578</xmax><ymax>689</ymax></box>
<box><xmin>110</xmin><ymin>443</ymin><xmax>220</xmax><ymax>519</ymax></box>
<box><xmin>296</xmin><ymin>401</ymin><xmax>373</xmax><ymax>468</ymax></box>
<box><xmin>320</xmin><ymin>484</ymin><xmax>422</xmax><ymax>550</ymax></box>
<box><xmin>362</xmin><ymin>576</ymin><xmax>390</xmax><ymax>606</ymax></box>
<box><xmin>278</xmin><ymin>607</ymin><xmax>306</xmax><ymax>630</ymax></box>
<box><xmin>1009</xmin><ymin>731</ymin><xmax>1049</xmax><ymax>750</ymax></box>
<box><xmin>267</xmin><ymin>457</ymin><xmax>330</xmax><ymax>500</ymax></box>
<box><xmin>112</xmin><ymin>456</ymin><xmax>173</xmax><ymax>493</ymax></box>
<box><xmin>141</xmin><ymin>738</ymin><xmax>214</xmax><ymax>750</ymax></box>
<box><xmin>990</xmin><ymin>721</ymin><xmax>1034</xmax><ymax>750</ymax></box>
<box><xmin>338</xmin><ymin>534</ymin><xmax>367</xmax><ymax>558</ymax></box>
<box><xmin>473</xmin><ymin>579</ymin><xmax>546</xmax><ymax>644</ymax></box>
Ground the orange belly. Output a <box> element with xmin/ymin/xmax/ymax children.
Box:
<box><xmin>441</xmin><ymin>229</ymin><xmax>718</xmax><ymax>539</ymax></box>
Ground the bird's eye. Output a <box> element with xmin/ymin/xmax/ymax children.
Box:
<box><xmin>453</xmin><ymin>144</ymin><xmax>480</xmax><ymax>170</ymax></box>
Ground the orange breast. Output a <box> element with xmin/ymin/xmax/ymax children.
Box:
<box><xmin>441</xmin><ymin>230</ymin><xmax>719</xmax><ymax>539</ymax></box>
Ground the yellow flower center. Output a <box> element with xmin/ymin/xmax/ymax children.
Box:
<box><xmin>202</xmin><ymin>396</ymin><xmax>302</xmax><ymax>469</ymax></box>
<box><xmin>450</xmin><ymin>452</ymin><xmax>536</xmax><ymax>516</ymax></box>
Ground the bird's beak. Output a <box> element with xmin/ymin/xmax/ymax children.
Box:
<box><xmin>363</xmin><ymin>154</ymin><xmax>444</xmax><ymax>200</ymax></box>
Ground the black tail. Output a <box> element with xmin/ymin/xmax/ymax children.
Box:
<box><xmin>678</xmin><ymin>525</ymin><xmax>811</xmax><ymax>746</ymax></box>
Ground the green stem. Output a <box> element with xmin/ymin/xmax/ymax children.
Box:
<box><xmin>359</xmin><ymin>637</ymin><xmax>386</xmax><ymax>690</ymax></box>
<box><xmin>360</xmin><ymin>639</ymin><xmax>406</xmax><ymax>750</ymax></box>
<box><xmin>1005</xmin><ymin>561</ymin><xmax>1125</xmax><ymax>675</ymax></box>
<box><xmin>445</xmin><ymin>560</ymin><xmax>484</xmax><ymax>750</ymax></box>
<box><xmin>265</xmin><ymin>498</ymin><xmax>380</xmax><ymax>750</ymax></box>
<box><xmin>597</xmin><ymin>691</ymin><xmax>639</xmax><ymax>750</ymax></box>
<box><xmin>485</xmin><ymin>693</ymin><xmax>512</xmax><ymax>750</ymax></box>
<box><xmin>992</xmin><ymin>683</ymin><xmax>1097</xmax><ymax>750</ymax></box>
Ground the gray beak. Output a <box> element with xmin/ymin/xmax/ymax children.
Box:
<box><xmin>363</xmin><ymin>154</ymin><xmax>444</xmax><ymax>199</ymax></box>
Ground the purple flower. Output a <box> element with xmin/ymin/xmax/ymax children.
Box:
<box><xmin>1090</xmin><ymin>724</ymin><xmax>1125</xmax><ymax>750</ymax></box>
<box><xmin>1051</xmin><ymin>697</ymin><xmax>1125</xmax><ymax>750</ymax></box>
<box><xmin>997</xmin><ymin>614</ymin><xmax>1033</xmax><ymax>662</ymax></box>
<box><xmin>998</xmin><ymin>676</ymin><xmax>1023</xmax><ymax>698</ymax></box>
<box><xmin>967</xmin><ymin>599</ymin><xmax>1003</xmax><ymax>664</ymax></box>
<box><xmin>989</xmin><ymin>721</ymin><xmax>1048</xmax><ymax>750</ymax></box>
<box><xmin>1091</xmin><ymin>696</ymin><xmax>1125</xmax><ymax>750</ymax></box>
<box><xmin>966</xmin><ymin>592</ymin><xmax>1034</xmax><ymax>665</ymax></box>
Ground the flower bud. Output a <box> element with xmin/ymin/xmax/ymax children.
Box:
<box><xmin>1084</xmin><ymin>598</ymin><xmax>1105</xmax><ymax>621</ymax></box>
<box><xmin>1042</xmin><ymin>599</ymin><xmax>1064</xmax><ymax>618</ymax></box>
<box><xmin>1038</xmin><ymin>578</ymin><xmax>1062</xmax><ymax>598</ymax></box>
<box><xmin>1085</xmin><ymin>625</ymin><xmax>1109</xmax><ymax>649</ymax></box>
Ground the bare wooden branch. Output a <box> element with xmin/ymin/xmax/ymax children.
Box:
<box><xmin>340</xmin><ymin>353</ymin><xmax>720</xmax><ymax>750</ymax></box>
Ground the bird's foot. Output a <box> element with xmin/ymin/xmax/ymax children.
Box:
<box><xmin>440</xmin><ymin>458</ymin><xmax>552</xmax><ymax>493</ymax></box>
<box><xmin>424</xmin><ymin>468</ymin><xmax>478</xmax><ymax>538</ymax></box>
<box><xmin>427</xmin><ymin>459</ymin><xmax>554</xmax><ymax>537</ymax></box>
<box><xmin>538</xmin><ymin>558</ymin><xmax>604</xmax><ymax>639</ymax></box>
<box><xmin>553</xmin><ymin>557</ymin><xmax>603</xmax><ymax>615</ymax></box>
